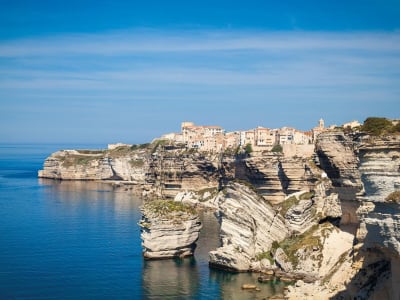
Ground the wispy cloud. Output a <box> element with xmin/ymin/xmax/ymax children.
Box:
<box><xmin>1</xmin><ymin>30</ymin><xmax>400</xmax><ymax>57</ymax></box>
<box><xmin>1</xmin><ymin>29</ymin><xmax>399</xmax><ymax>107</ymax></box>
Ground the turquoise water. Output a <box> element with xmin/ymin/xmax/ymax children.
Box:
<box><xmin>0</xmin><ymin>144</ymin><xmax>285</xmax><ymax>299</ymax></box>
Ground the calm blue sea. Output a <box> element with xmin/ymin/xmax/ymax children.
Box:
<box><xmin>0</xmin><ymin>144</ymin><xmax>285</xmax><ymax>299</ymax></box>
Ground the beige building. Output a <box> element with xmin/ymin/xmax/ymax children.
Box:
<box><xmin>255</xmin><ymin>127</ymin><xmax>278</xmax><ymax>147</ymax></box>
<box><xmin>342</xmin><ymin>120</ymin><xmax>361</xmax><ymax>129</ymax></box>
<box><xmin>181</xmin><ymin>122</ymin><xmax>225</xmax><ymax>152</ymax></box>
<box><xmin>279</xmin><ymin>127</ymin><xmax>295</xmax><ymax>144</ymax></box>
<box><xmin>224</xmin><ymin>131</ymin><xmax>241</xmax><ymax>149</ymax></box>
<box><xmin>293</xmin><ymin>130</ymin><xmax>313</xmax><ymax>144</ymax></box>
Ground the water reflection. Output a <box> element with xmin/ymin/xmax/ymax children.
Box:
<box><xmin>39</xmin><ymin>179</ymin><xmax>143</xmax><ymax>216</ymax></box>
<box><xmin>37</xmin><ymin>179</ymin><xmax>286</xmax><ymax>299</ymax></box>
<box><xmin>210</xmin><ymin>269</ymin><xmax>287</xmax><ymax>300</ymax></box>
<box><xmin>142</xmin><ymin>257</ymin><xmax>200</xmax><ymax>299</ymax></box>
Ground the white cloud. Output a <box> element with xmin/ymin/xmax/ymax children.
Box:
<box><xmin>0</xmin><ymin>30</ymin><xmax>400</xmax><ymax>57</ymax></box>
<box><xmin>0</xmin><ymin>29</ymin><xmax>399</xmax><ymax>108</ymax></box>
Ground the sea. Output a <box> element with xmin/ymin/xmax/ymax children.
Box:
<box><xmin>0</xmin><ymin>144</ymin><xmax>286</xmax><ymax>299</ymax></box>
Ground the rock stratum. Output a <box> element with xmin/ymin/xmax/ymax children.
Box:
<box><xmin>39</xmin><ymin>132</ymin><xmax>400</xmax><ymax>299</ymax></box>
<box><xmin>139</xmin><ymin>200</ymin><xmax>202</xmax><ymax>259</ymax></box>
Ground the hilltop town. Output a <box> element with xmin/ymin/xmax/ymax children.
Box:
<box><xmin>38</xmin><ymin>117</ymin><xmax>400</xmax><ymax>299</ymax></box>
<box><xmin>153</xmin><ymin>119</ymin><xmax>361</xmax><ymax>153</ymax></box>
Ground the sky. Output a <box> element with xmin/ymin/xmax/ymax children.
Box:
<box><xmin>1</xmin><ymin>0</ymin><xmax>399</xmax><ymax>144</ymax></box>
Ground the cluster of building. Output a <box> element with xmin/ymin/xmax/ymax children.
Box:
<box><xmin>161</xmin><ymin>119</ymin><xmax>336</xmax><ymax>153</ymax></box>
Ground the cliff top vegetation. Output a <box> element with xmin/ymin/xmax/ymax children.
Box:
<box><xmin>142</xmin><ymin>200</ymin><xmax>196</xmax><ymax>218</ymax></box>
<box><xmin>361</xmin><ymin>117</ymin><xmax>400</xmax><ymax>136</ymax></box>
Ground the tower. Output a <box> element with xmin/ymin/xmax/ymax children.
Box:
<box><xmin>319</xmin><ymin>118</ymin><xmax>325</xmax><ymax>129</ymax></box>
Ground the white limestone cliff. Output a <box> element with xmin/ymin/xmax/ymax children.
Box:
<box><xmin>139</xmin><ymin>200</ymin><xmax>202</xmax><ymax>259</ymax></box>
<box><xmin>209</xmin><ymin>182</ymin><xmax>289</xmax><ymax>271</ymax></box>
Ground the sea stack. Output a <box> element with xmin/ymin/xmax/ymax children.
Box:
<box><xmin>139</xmin><ymin>200</ymin><xmax>202</xmax><ymax>259</ymax></box>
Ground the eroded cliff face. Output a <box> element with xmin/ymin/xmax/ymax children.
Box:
<box><xmin>38</xmin><ymin>144</ymin><xmax>221</xmax><ymax>199</ymax></box>
<box><xmin>315</xmin><ymin>132</ymin><xmax>364</xmax><ymax>201</ymax></box>
<box><xmin>38</xmin><ymin>132</ymin><xmax>400</xmax><ymax>298</ymax></box>
<box><xmin>207</xmin><ymin>179</ymin><xmax>354</xmax><ymax>287</ymax></box>
<box><xmin>358</xmin><ymin>136</ymin><xmax>400</xmax><ymax>202</ymax></box>
<box><xmin>231</xmin><ymin>151</ymin><xmax>319</xmax><ymax>204</ymax></box>
<box><xmin>348</xmin><ymin>136</ymin><xmax>400</xmax><ymax>300</ymax></box>
<box><xmin>139</xmin><ymin>200</ymin><xmax>202</xmax><ymax>259</ymax></box>
<box><xmin>209</xmin><ymin>182</ymin><xmax>289</xmax><ymax>271</ymax></box>
<box><xmin>38</xmin><ymin>148</ymin><xmax>147</xmax><ymax>182</ymax></box>
<box><xmin>286</xmin><ymin>134</ymin><xmax>400</xmax><ymax>299</ymax></box>
<box><xmin>145</xmin><ymin>147</ymin><xmax>220</xmax><ymax>199</ymax></box>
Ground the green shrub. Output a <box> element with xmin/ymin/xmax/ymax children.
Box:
<box><xmin>131</xmin><ymin>143</ymin><xmax>150</xmax><ymax>150</ymax></box>
<box><xmin>256</xmin><ymin>251</ymin><xmax>274</xmax><ymax>264</ymax></box>
<box><xmin>361</xmin><ymin>117</ymin><xmax>394</xmax><ymax>136</ymax></box>
<box><xmin>394</xmin><ymin>122</ymin><xmax>400</xmax><ymax>132</ymax></box>
<box><xmin>278</xmin><ymin>224</ymin><xmax>321</xmax><ymax>267</ymax></box>
<box><xmin>245</xmin><ymin>143</ymin><xmax>253</xmax><ymax>154</ymax></box>
<box><xmin>271</xmin><ymin>144</ymin><xmax>283</xmax><ymax>153</ymax></box>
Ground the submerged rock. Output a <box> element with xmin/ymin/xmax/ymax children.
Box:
<box><xmin>139</xmin><ymin>200</ymin><xmax>202</xmax><ymax>259</ymax></box>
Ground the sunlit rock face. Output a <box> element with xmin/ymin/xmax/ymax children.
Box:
<box><xmin>209</xmin><ymin>182</ymin><xmax>288</xmax><ymax>272</ymax></box>
<box><xmin>38</xmin><ymin>148</ymin><xmax>147</xmax><ymax>182</ymax></box>
<box><xmin>357</xmin><ymin>136</ymin><xmax>400</xmax><ymax>202</ymax></box>
<box><xmin>351</xmin><ymin>137</ymin><xmax>400</xmax><ymax>300</ymax></box>
<box><xmin>315</xmin><ymin>132</ymin><xmax>364</xmax><ymax>201</ymax></box>
<box><xmin>233</xmin><ymin>152</ymin><xmax>319</xmax><ymax>204</ymax></box>
<box><xmin>145</xmin><ymin>149</ymin><xmax>220</xmax><ymax>199</ymax></box>
<box><xmin>139</xmin><ymin>200</ymin><xmax>202</xmax><ymax>259</ymax></box>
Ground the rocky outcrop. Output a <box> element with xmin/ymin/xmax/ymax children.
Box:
<box><xmin>38</xmin><ymin>148</ymin><xmax>147</xmax><ymax>182</ymax></box>
<box><xmin>146</xmin><ymin>148</ymin><xmax>220</xmax><ymax>199</ymax></box>
<box><xmin>39</xmin><ymin>144</ymin><xmax>221</xmax><ymax>199</ymax></box>
<box><xmin>315</xmin><ymin>132</ymin><xmax>364</xmax><ymax>200</ymax></box>
<box><xmin>209</xmin><ymin>182</ymin><xmax>289</xmax><ymax>271</ymax></box>
<box><xmin>286</xmin><ymin>135</ymin><xmax>400</xmax><ymax>299</ymax></box>
<box><xmin>285</xmin><ymin>199</ymin><xmax>315</xmax><ymax>233</ymax></box>
<box><xmin>358</xmin><ymin>135</ymin><xmax>400</xmax><ymax>202</ymax></box>
<box><xmin>233</xmin><ymin>152</ymin><xmax>319</xmax><ymax>204</ymax></box>
<box><xmin>38</xmin><ymin>131</ymin><xmax>400</xmax><ymax>298</ymax></box>
<box><xmin>348</xmin><ymin>136</ymin><xmax>400</xmax><ymax>299</ymax></box>
<box><xmin>139</xmin><ymin>200</ymin><xmax>202</xmax><ymax>259</ymax></box>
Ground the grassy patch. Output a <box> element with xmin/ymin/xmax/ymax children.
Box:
<box><xmin>278</xmin><ymin>224</ymin><xmax>321</xmax><ymax>267</ymax></box>
<box><xmin>256</xmin><ymin>251</ymin><xmax>274</xmax><ymax>264</ymax></box>
<box><xmin>76</xmin><ymin>149</ymin><xmax>105</xmax><ymax>155</ymax></box>
<box><xmin>107</xmin><ymin>146</ymin><xmax>135</xmax><ymax>158</ymax></box>
<box><xmin>198</xmin><ymin>187</ymin><xmax>219</xmax><ymax>202</ymax></box>
<box><xmin>280</xmin><ymin>196</ymin><xmax>299</xmax><ymax>217</ymax></box>
<box><xmin>385</xmin><ymin>190</ymin><xmax>400</xmax><ymax>203</ymax></box>
<box><xmin>299</xmin><ymin>191</ymin><xmax>315</xmax><ymax>200</ymax></box>
<box><xmin>60</xmin><ymin>155</ymin><xmax>98</xmax><ymax>167</ymax></box>
<box><xmin>129</xmin><ymin>159</ymin><xmax>145</xmax><ymax>168</ymax></box>
<box><xmin>151</xmin><ymin>139</ymin><xmax>169</xmax><ymax>153</ymax></box>
<box><xmin>143</xmin><ymin>200</ymin><xmax>196</xmax><ymax>218</ymax></box>
<box><xmin>131</xmin><ymin>143</ymin><xmax>150</xmax><ymax>150</ymax></box>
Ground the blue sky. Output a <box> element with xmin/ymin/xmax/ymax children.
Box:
<box><xmin>1</xmin><ymin>1</ymin><xmax>399</xmax><ymax>144</ymax></box>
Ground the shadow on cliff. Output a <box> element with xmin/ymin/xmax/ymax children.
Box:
<box><xmin>330</xmin><ymin>203</ymin><xmax>399</xmax><ymax>299</ymax></box>
<box><xmin>277</xmin><ymin>161</ymin><xmax>290</xmax><ymax>193</ymax></box>
<box><xmin>233</xmin><ymin>154</ymin><xmax>292</xmax><ymax>197</ymax></box>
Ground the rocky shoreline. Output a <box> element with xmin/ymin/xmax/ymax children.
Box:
<box><xmin>38</xmin><ymin>132</ymin><xmax>400</xmax><ymax>299</ymax></box>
